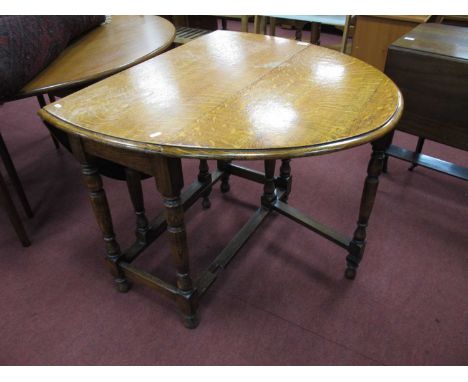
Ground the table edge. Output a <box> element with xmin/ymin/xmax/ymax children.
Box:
<box><xmin>15</xmin><ymin>17</ymin><xmax>176</xmax><ymax>100</ymax></box>
<box><xmin>38</xmin><ymin>91</ymin><xmax>403</xmax><ymax>160</ymax></box>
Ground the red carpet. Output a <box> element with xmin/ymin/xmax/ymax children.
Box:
<box><xmin>1</xmin><ymin>23</ymin><xmax>468</xmax><ymax>366</ymax></box>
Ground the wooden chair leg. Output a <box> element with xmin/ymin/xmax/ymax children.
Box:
<box><xmin>37</xmin><ymin>94</ymin><xmax>60</xmax><ymax>149</ymax></box>
<box><xmin>198</xmin><ymin>159</ymin><xmax>212</xmax><ymax>209</ymax></box>
<box><xmin>153</xmin><ymin>156</ymin><xmax>198</xmax><ymax>328</ymax></box>
<box><xmin>69</xmin><ymin>136</ymin><xmax>129</xmax><ymax>293</ymax></box>
<box><xmin>0</xmin><ymin>134</ymin><xmax>33</xmax><ymax>217</ymax></box>
<box><xmin>0</xmin><ymin>170</ymin><xmax>30</xmax><ymax>247</ymax></box>
<box><xmin>345</xmin><ymin>134</ymin><xmax>391</xmax><ymax>279</ymax></box>
<box><xmin>125</xmin><ymin>168</ymin><xmax>150</xmax><ymax>243</ymax></box>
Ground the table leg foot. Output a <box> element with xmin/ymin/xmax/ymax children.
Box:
<box><xmin>115</xmin><ymin>277</ymin><xmax>131</xmax><ymax>293</ymax></box>
<box><xmin>182</xmin><ymin>311</ymin><xmax>199</xmax><ymax>329</ymax></box>
<box><xmin>344</xmin><ymin>267</ymin><xmax>356</xmax><ymax>280</ymax></box>
<box><xmin>217</xmin><ymin>160</ymin><xmax>231</xmax><ymax>193</ymax></box>
<box><xmin>345</xmin><ymin>241</ymin><xmax>364</xmax><ymax>279</ymax></box>
<box><xmin>202</xmin><ymin>198</ymin><xmax>211</xmax><ymax>209</ymax></box>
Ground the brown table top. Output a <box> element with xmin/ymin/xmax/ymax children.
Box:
<box><xmin>391</xmin><ymin>23</ymin><xmax>468</xmax><ymax>61</ymax></box>
<box><xmin>40</xmin><ymin>31</ymin><xmax>403</xmax><ymax>160</ymax></box>
<box><xmin>19</xmin><ymin>16</ymin><xmax>175</xmax><ymax>98</ymax></box>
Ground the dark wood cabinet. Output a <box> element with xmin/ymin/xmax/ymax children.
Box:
<box><xmin>384</xmin><ymin>23</ymin><xmax>468</xmax><ymax>180</ymax></box>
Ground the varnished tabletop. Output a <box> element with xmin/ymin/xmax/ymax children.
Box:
<box><xmin>19</xmin><ymin>16</ymin><xmax>175</xmax><ymax>98</ymax></box>
<box><xmin>40</xmin><ymin>31</ymin><xmax>403</xmax><ymax>160</ymax></box>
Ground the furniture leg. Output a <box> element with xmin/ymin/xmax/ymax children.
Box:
<box><xmin>340</xmin><ymin>15</ymin><xmax>352</xmax><ymax>53</ymax></box>
<box><xmin>408</xmin><ymin>137</ymin><xmax>425</xmax><ymax>171</ymax></box>
<box><xmin>0</xmin><ymin>134</ymin><xmax>33</xmax><ymax>217</ymax></box>
<box><xmin>260</xmin><ymin>16</ymin><xmax>267</xmax><ymax>35</ymax></box>
<box><xmin>269</xmin><ymin>16</ymin><xmax>276</xmax><ymax>36</ymax></box>
<box><xmin>345</xmin><ymin>134</ymin><xmax>390</xmax><ymax>279</ymax></box>
<box><xmin>69</xmin><ymin>137</ymin><xmax>129</xmax><ymax>292</ymax></box>
<box><xmin>310</xmin><ymin>22</ymin><xmax>321</xmax><ymax>45</ymax></box>
<box><xmin>153</xmin><ymin>156</ymin><xmax>198</xmax><ymax>328</ymax></box>
<box><xmin>295</xmin><ymin>21</ymin><xmax>303</xmax><ymax>41</ymax></box>
<box><xmin>0</xmin><ymin>170</ymin><xmax>30</xmax><ymax>247</ymax></box>
<box><xmin>261</xmin><ymin>159</ymin><xmax>277</xmax><ymax>205</ymax></box>
<box><xmin>277</xmin><ymin>159</ymin><xmax>292</xmax><ymax>202</ymax></box>
<box><xmin>198</xmin><ymin>159</ymin><xmax>212</xmax><ymax>209</ymax></box>
<box><xmin>217</xmin><ymin>160</ymin><xmax>232</xmax><ymax>193</ymax></box>
<box><xmin>240</xmin><ymin>16</ymin><xmax>249</xmax><ymax>33</ymax></box>
<box><xmin>36</xmin><ymin>94</ymin><xmax>60</xmax><ymax>149</ymax></box>
<box><xmin>254</xmin><ymin>16</ymin><xmax>267</xmax><ymax>34</ymax></box>
<box><xmin>125</xmin><ymin>168</ymin><xmax>150</xmax><ymax>243</ymax></box>
<box><xmin>382</xmin><ymin>130</ymin><xmax>395</xmax><ymax>174</ymax></box>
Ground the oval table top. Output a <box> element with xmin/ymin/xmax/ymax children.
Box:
<box><xmin>39</xmin><ymin>31</ymin><xmax>403</xmax><ymax>160</ymax></box>
<box><xmin>19</xmin><ymin>16</ymin><xmax>175</xmax><ymax>98</ymax></box>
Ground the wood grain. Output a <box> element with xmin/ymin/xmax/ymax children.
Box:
<box><xmin>385</xmin><ymin>23</ymin><xmax>468</xmax><ymax>151</ymax></box>
<box><xmin>351</xmin><ymin>15</ymin><xmax>429</xmax><ymax>71</ymax></box>
<box><xmin>19</xmin><ymin>16</ymin><xmax>175</xmax><ymax>98</ymax></box>
<box><xmin>39</xmin><ymin>31</ymin><xmax>403</xmax><ymax>160</ymax></box>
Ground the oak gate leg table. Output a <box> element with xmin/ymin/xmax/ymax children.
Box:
<box><xmin>39</xmin><ymin>31</ymin><xmax>403</xmax><ymax>328</ymax></box>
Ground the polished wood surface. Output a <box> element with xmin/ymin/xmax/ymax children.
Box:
<box><xmin>351</xmin><ymin>15</ymin><xmax>430</xmax><ymax>71</ymax></box>
<box><xmin>385</xmin><ymin>23</ymin><xmax>468</xmax><ymax>151</ymax></box>
<box><xmin>385</xmin><ymin>23</ymin><xmax>468</xmax><ymax>179</ymax></box>
<box><xmin>40</xmin><ymin>31</ymin><xmax>402</xmax><ymax>160</ymax></box>
<box><xmin>20</xmin><ymin>16</ymin><xmax>175</xmax><ymax>98</ymax></box>
<box><xmin>390</xmin><ymin>22</ymin><xmax>468</xmax><ymax>60</ymax></box>
<box><xmin>38</xmin><ymin>30</ymin><xmax>401</xmax><ymax>327</ymax></box>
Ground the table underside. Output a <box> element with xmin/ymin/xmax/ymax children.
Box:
<box><xmin>57</xmin><ymin>129</ymin><xmax>390</xmax><ymax>328</ymax></box>
<box><xmin>118</xmin><ymin>162</ymin><xmax>355</xmax><ymax>306</ymax></box>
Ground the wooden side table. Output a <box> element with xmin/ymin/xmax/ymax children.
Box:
<box><xmin>384</xmin><ymin>23</ymin><xmax>468</xmax><ymax>180</ymax></box>
<box><xmin>39</xmin><ymin>31</ymin><xmax>402</xmax><ymax>328</ymax></box>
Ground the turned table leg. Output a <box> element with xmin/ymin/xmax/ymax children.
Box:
<box><xmin>198</xmin><ymin>159</ymin><xmax>212</xmax><ymax>209</ymax></box>
<box><xmin>69</xmin><ymin>137</ymin><xmax>129</xmax><ymax>292</ymax></box>
<box><xmin>261</xmin><ymin>159</ymin><xmax>277</xmax><ymax>205</ymax></box>
<box><xmin>217</xmin><ymin>160</ymin><xmax>231</xmax><ymax>193</ymax></box>
<box><xmin>154</xmin><ymin>156</ymin><xmax>198</xmax><ymax>328</ymax></box>
<box><xmin>346</xmin><ymin>134</ymin><xmax>390</xmax><ymax>279</ymax></box>
<box><xmin>125</xmin><ymin>168</ymin><xmax>150</xmax><ymax>243</ymax></box>
<box><xmin>277</xmin><ymin>159</ymin><xmax>292</xmax><ymax>202</ymax></box>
